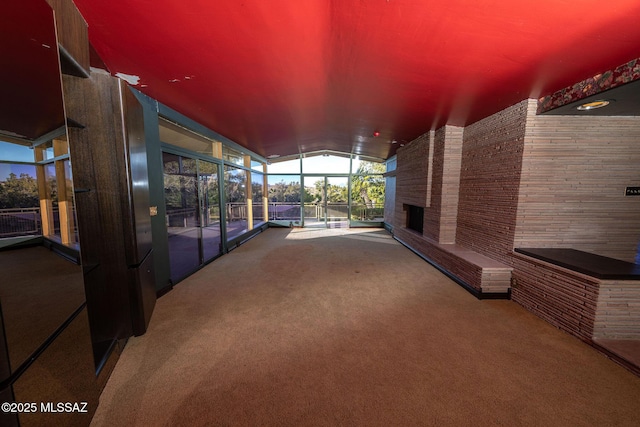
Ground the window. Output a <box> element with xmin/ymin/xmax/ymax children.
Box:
<box><xmin>224</xmin><ymin>165</ymin><xmax>248</xmax><ymax>240</ymax></box>
<box><xmin>222</xmin><ymin>146</ymin><xmax>245</xmax><ymax>167</ymax></box>
<box><xmin>251</xmin><ymin>171</ymin><xmax>265</xmax><ymax>225</ymax></box>
<box><xmin>351</xmin><ymin>161</ymin><xmax>386</xmax><ymax>222</ymax></box>
<box><xmin>159</xmin><ymin>117</ymin><xmax>221</xmax><ymax>158</ymax></box>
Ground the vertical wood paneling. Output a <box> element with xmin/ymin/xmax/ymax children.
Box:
<box><xmin>63</xmin><ymin>71</ymin><xmax>136</xmax><ymax>365</ymax></box>
<box><xmin>46</xmin><ymin>0</ymin><xmax>90</xmax><ymax>74</ymax></box>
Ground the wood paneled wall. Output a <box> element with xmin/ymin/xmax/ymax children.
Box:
<box><xmin>46</xmin><ymin>0</ymin><xmax>90</xmax><ymax>75</ymax></box>
<box><xmin>63</xmin><ymin>71</ymin><xmax>141</xmax><ymax>379</ymax></box>
<box><xmin>516</xmin><ymin>101</ymin><xmax>640</xmax><ymax>263</ymax></box>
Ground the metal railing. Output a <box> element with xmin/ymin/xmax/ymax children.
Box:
<box><xmin>268</xmin><ymin>202</ymin><xmax>384</xmax><ymax>222</ymax></box>
<box><xmin>163</xmin><ymin>201</ymin><xmax>386</xmax><ymax>230</ymax></box>
<box><xmin>351</xmin><ymin>203</ymin><xmax>385</xmax><ymax>221</ymax></box>
<box><xmin>0</xmin><ymin>207</ymin><xmax>42</xmax><ymax>237</ymax></box>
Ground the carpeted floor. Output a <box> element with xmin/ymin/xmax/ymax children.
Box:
<box><xmin>90</xmin><ymin>228</ymin><xmax>640</xmax><ymax>426</ymax></box>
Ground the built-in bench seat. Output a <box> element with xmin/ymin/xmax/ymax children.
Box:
<box><xmin>514</xmin><ymin>248</ymin><xmax>640</xmax><ymax>280</ymax></box>
<box><xmin>513</xmin><ymin>247</ymin><xmax>640</xmax><ymax>374</ymax></box>
<box><xmin>514</xmin><ymin>248</ymin><xmax>640</xmax><ymax>341</ymax></box>
<box><xmin>393</xmin><ymin>228</ymin><xmax>512</xmax><ymax>299</ymax></box>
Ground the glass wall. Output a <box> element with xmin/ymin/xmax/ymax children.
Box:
<box><xmin>266</xmin><ymin>153</ymin><xmax>386</xmax><ymax>227</ymax></box>
<box><xmin>158</xmin><ymin>114</ymin><xmax>270</xmax><ymax>282</ymax></box>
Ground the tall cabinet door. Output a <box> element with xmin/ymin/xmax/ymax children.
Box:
<box><xmin>121</xmin><ymin>84</ymin><xmax>156</xmax><ymax>336</ymax></box>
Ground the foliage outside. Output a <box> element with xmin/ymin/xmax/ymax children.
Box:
<box><xmin>0</xmin><ymin>173</ymin><xmax>39</xmax><ymax>209</ymax></box>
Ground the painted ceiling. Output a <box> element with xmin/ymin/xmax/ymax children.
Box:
<box><xmin>70</xmin><ymin>0</ymin><xmax>640</xmax><ymax>160</ymax></box>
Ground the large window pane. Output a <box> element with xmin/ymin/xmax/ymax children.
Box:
<box><xmin>251</xmin><ymin>171</ymin><xmax>264</xmax><ymax>225</ymax></box>
<box><xmin>159</xmin><ymin>118</ymin><xmax>220</xmax><ymax>158</ymax></box>
<box><xmin>0</xmin><ymin>164</ymin><xmax>40</xmax><ymax>237</ymax></box>
<box><xmin>251</xmin><ymin>159</ymin><xmax>264</xmax><ymax>172</ymax></box>
<box><xmin>222</xmin><ymin>146</ymin><xmax>245</xmax><ymax>167</ymax></box>
<box><xmin>266</xmin><ymin>157</ymin><xmax>301</xmax><ymax>174</ymax></box>
<box><xmin>302</xmin><ymin>154</ymin><xmax>350</xmax><ymax>174</ymax></box>
<box><xmin>225</xmin><ymin>166</ymin><xmax>248</xmax><ymax>240</ymax></box>
<box><xmin>163</xmin><ymin>152</ymin><xmax>200</xmax><ymax>282</ymax></box>
<box><xmin>350</xmin><ymin>161</ymin><xmax>385</xmax><ymax>222</ymax></box>
<box><xmin>0</xmin><ymin>141</ymin><xmax>34</xmax><ymax>162</ymax></box>
<box><xmin>198</xmin><ymin>160</ymin><xmax>221</xmax><ymax>262</ymax></box>
<box><xmin>267</xmin><ymin>175</ymin><xmax>301</xmax><ymax>225</ymax></box>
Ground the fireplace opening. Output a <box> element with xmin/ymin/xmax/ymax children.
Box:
<box><xmin>405</xmin><ymin>204</ymin><xmax>424</xmax><ymax>234</ymax></box>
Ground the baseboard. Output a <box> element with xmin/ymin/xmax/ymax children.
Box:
<box><xmin>393</xmin><ymin>235</ymin><xmax>511</xmax><ymax>300</ymax></box>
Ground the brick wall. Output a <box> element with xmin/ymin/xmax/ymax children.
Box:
<box><xmin>516</xmin><ymin>102</ymin><xmax>640</xmax><ymax>262</ymax></box>
<box><xmin>510</xmin><ymin>105</ymin><xmax>640</xmax><ymax>341</ymax></box>
<box><xmin>456</xmin><ymin>100</ymin><xmax>528</xmax><ymax>263</ymax></box>
<box><xmin>392</xmin><ymin>97</ymin><xmax>640</xmax><ymax>341</ymax></box>
<box><xmin>430</xmin><ymin>126</ymin><xmax>463</xmax><ymax>243</ymax></box>
<box><xmin>511</xmin><ymin>254</ymin><xmax>600</xmax><ymax>342</ymax></box>
<box><xmin>394</xmin><ymin>132</ymin><xmax>430</xmax><ymax>230</ymax></box>
<box><xmin>594</xmin><ymin>279</ymin><xmax>640</xmax><ymax>339</ymax></box>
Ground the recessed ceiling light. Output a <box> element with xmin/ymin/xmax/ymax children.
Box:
<box><xmin>267</xmin><ymin>154</ymin><xmax>280</xmax><ymax>159</ymax></box>
<box><xmin>576</xmin><ymin>100</ymin><xmax>611</xmax><ymax>111</ymax></box>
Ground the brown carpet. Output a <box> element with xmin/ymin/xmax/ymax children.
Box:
<box><xmin>90</xmin><ymin>228</ymin><xmax>640</xmax><ymax>426</ymax></box>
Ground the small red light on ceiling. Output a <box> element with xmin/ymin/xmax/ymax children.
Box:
<box><xmin>373</xmin><ymin>131</ymin><xmax>380</xmax><ymax>137</ymax></box>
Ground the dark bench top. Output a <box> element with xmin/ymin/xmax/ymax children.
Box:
<box><xmin>514</xmin><ymin>248</ymin><xmax>640</xmax><ymax>280</ymax></box>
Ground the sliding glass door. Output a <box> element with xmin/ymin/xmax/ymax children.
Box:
<box><xmin>163</xmin><ymin>153</ymin><xmax>222</xmax><ymax>283</ymax></box>
<box><xmin>199</xmin><ymin>160</ymin><xmax>222</xmax><ymax>262</ymax></box>
<box><xmin>303</xmin><ymin>176</ymin><xmax>349</xmax><ymax>228</ymax></box>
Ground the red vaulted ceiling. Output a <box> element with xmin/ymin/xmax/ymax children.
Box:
<box><xmin>72</xmin><ymin>0</ymin><xmax>640</xmax><ymax>160</ymax></box>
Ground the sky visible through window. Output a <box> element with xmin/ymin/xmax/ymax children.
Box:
<box><xmin>266</xmin><ymin>155</ymin><xmax>364</xmax><ymax>175</ymax></box>
<box><xmin>0</xmin><ymin>141</ymin><xmax>36</xmax><ymax>180</ymax></box>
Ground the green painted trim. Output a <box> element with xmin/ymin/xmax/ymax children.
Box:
<box><xmin>133</xmin><ymin>89</ymin><xmax>172</xmax><ymax>291</ymax></box>
<box><xmin>157</xmin><ymin>104</ymin><xmax>267</xmax><ymax>164</ymax></box>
